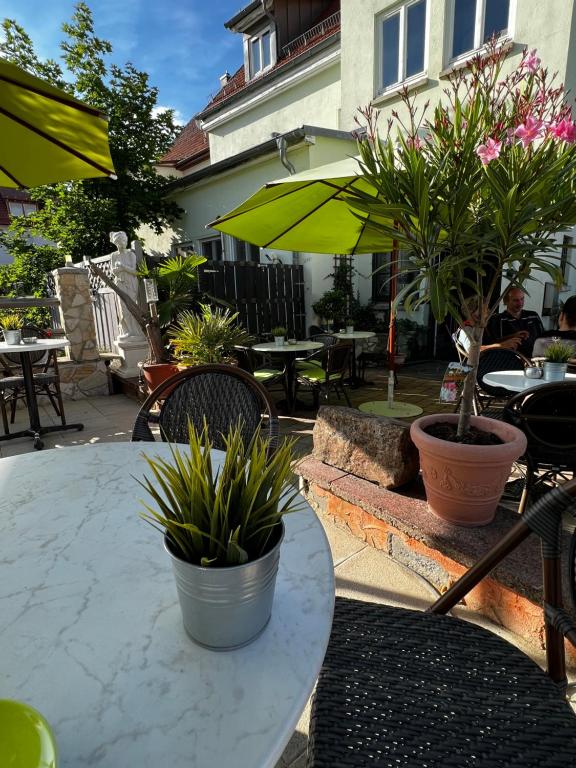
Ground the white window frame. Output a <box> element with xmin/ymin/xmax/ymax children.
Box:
<box><xmin>446</xmin><ymin>0</ymin><xmax>514</xmax><ymax>65</ymax></box>
<box><xmin>244</xmin><ymin>25</ymin><xmax>276</xmax><ymax>80</ymax></box>
<box><xmin>376</xmin><ymin>0</ymin><xmax>429</xmax><ymax>95</ymax></box>
<box><xmin>8</xmin><ymin>201</ymin><xmax>37</xmax><ymax>217</ymax></box>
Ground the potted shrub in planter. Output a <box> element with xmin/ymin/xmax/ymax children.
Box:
<box><xmin>350</xmin><ymin>44</ymin><xmax>576</xmax><ymax>525</ymax></box>
<box><xmin>543</xmin><ymin>340</ymin><xmax>574</xmax><ymax>381</ymax></box>
<box><xmin>169</xmin><ymin>304</ymin><xmax>251</xmax><ymax>365</ymax></box>
<box><xmin>344</xmin><ymin>318</ymin><xmax>354</xmax><ymax>334</ymax></box>
<box><xmin>0</xmin><ymin>312</ymin><xmax>22</xmax><ymax>345</ymax></box>
<box><xmin>139</xmin><ymin>421</ymin><xmax>300</xmax><ymax>649</ymax></box>
<box><xmin>271</xmin><ymin>326</ymin><xmax>287</xmax><ymax>347</ymax></box>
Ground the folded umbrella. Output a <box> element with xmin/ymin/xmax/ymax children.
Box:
<box><xmin>0</xmin><ymin>57</ymin><xmax>115</xmax><ymax>188</ymax></box>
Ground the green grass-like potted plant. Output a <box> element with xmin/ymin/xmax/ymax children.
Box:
<box><xmin>139</xmin><ymin>421</ymin><xmax>301</xmax><ymax>649</ymax></box>
<box><xmin>543</xmin><ymin>340</ymin><xmax>574</xmax><ymax>381</ymax></box>
<box><xmin>169</xmin><ymin>304</ymin><xmax>252</xmax><ymax>366</ymax></box>
<box><xmin>271</xmin><ymin>326</ymin><xmax>287</xmax><ymax>347</ymax></box>
<box><xmin>0</xmin><ymin>312</ymin><xmax>23</xmax><ymax>345</ymax></box>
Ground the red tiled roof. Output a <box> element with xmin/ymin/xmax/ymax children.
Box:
<box><xmin>158</xmin><ymin>120</ymin><xmax>210</xmax><ymax>168</ymax></box>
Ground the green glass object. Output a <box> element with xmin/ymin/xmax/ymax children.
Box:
<box><xmin>0</xmin><ymin>700</ymin><xmax>57</xmax><ymax>768</ymax></box>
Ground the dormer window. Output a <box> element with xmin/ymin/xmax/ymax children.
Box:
<box><xmin>245</xmin><ymin>25</ymin><xmax>276</xmax><ymax>80</ymax></box>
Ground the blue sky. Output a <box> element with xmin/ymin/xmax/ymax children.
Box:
<box><xmin>1</xmin><ymin>0</ymin><xmax>246</xmax><ymax>125</ymax></box>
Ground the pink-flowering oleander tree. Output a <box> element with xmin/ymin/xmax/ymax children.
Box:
<box><xmin>349</xmin><ymin>43</ymin><xmax>576</xmax><ymax>436</ymax></box>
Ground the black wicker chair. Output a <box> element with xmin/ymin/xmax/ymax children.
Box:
<box><xmin>307</xmin><ymin>481</ymin><xmax>576</xmax><ymax>768</ymax></box>
<box><xmin>0</xmin><ymin>325</ymin><xmax>67</xmax><ymax>429</ymax></box>
<box><xmin>475</xmin><ymin>348</ymin><xmax>529</xmax><ymax>416</ymax></box>
<box><xmin>131</xmin><ymin>363</ymin><xmax>279</xmax><ymax>452</ymax></box>
<box><xmin>503</xmin><ymin>381</ymin><xmax>576</xmax><ymax>514</ymax></box>
<box><xmin>296</xmin><ymin>334</ymin><xmax>338</xmax><ymax>371</ymax></box>
<box><xmin>295</xmin><ymin>343</ymin><xmax>352</xmax><ymax>408</ymax></box>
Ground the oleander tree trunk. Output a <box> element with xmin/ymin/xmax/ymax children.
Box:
<box><xmin>457</xmin><ymin>325</ymin><xmax>483</xmax><ymax>437</ymax></box>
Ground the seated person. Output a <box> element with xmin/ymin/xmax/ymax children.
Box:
<box><xmin>485</xmin><ymin>286</ymin><xmax>544</xmax><ymax>358</ymax></box>
<box><xmin>456</xmin><ymin>297</ymin><xmax>523</xmax><ymax>357</ymax></box>
<box><xmin>532</xmin><ymin>295</ymin><xmax>576</xmax><ymax>357</ymax></box>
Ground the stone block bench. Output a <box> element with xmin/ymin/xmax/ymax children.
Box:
<box><xmin>296</xmin><ymin>405</ymin><xmax>576</xmax><ymax>663</ymax></box>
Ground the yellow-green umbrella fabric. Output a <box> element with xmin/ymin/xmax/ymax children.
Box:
<box><xmin>0</xmin><ymin>57</ymin><xmax>115</xmax><ymax>188</ymax></box>
<box><xmin>209</xmin><ymin>156</ymin><xmax>395</xmax><ymax>255</ymax></box>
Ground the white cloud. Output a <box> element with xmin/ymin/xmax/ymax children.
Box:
<box><xmin>152</xmin><ymin>105</ymin><xmax>185</xmax><ymax>126</ymax></box>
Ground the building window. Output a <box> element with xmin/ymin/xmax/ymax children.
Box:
<box><xmin>234</xmin><ymin>238</ymin><xmax>260</xmax><ymax>263</ymax></box>
<box><xmin>249</xmin><ymin>27</ymin><xmax>273</xmax><ymax>78</ymax></box>
<box><xmin>8</xmin><ymin>201</ymin><xmax>37</xmax><ymax>217</ymax></box>
<box><xmin>198</xmin><ymin>236</ymin><xmax>223</xmax><ymax>262</ymax></box>
<box><xmin>378</xmin><ymin>0</ymin><xmax>427</xmax><ymax>92</ymax></box>
<box><xmin>372</xmin><ymin>251</ymin><xmax>417</xmax><ymax>302</ymax></box>
<box><xmin>450</xmin><ymin>0</ymin><xmax>510</xmax><ymax>61</ymax></box>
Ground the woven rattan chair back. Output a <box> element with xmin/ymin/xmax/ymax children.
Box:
<box><xmin>131</xmin><ymin>363</ymin><xmax>279</xmax><ymax>452</ymax></box>
<box><xmin>503</xmin><ymin>381</ymin><xmax>576</xmax><ymax>514</ymax></box>
<box><xmin>307</xmin><ymin>481</ymin><xmax>576</xmax><ymax>768</ymax></box>
<box><xmin>477</xmin><ymin>348</ymin><xmax>528</xmax><ymax>397</ymax></box>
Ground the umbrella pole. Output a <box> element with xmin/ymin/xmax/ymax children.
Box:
<box><xmin>388</xmin><ymin>242</ymin><xmax>398</xmax><ymax>385</ymax></box>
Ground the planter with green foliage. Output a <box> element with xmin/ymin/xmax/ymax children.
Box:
<box><xmin>349</xmin><ymin>43</ymin><xmax>576</xmax><ymax>524</ymax></box>
<box><xmin>271</xmin><ymin>326</ymin><xmax>287</xmax><ymax>346</ymax></box>
<box><xmin>0</xmin><ymin>311</ymin><xmax>22</xmax><ymax>344</ymax></box>
<box><xmin>543</xmin><ymin>340</ymin><xmax>574</xmax><ymax>381</ymax></box>
<box><xmin>139</xmin><ymin>421</ymin><xmax>300</xmax><ymax>649</ymax></box>
<box><xmin>169</xmin><ymin>304</ymin><xmax>251</xmax><ymax>366</ymax></box>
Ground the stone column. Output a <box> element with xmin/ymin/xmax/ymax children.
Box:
<box><xmin>52</xmin><ymin>266</ymin><xmax>108</xmax><ymax>398</ymax></box>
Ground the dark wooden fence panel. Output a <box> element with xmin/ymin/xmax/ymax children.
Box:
<box><xmin>198</xmin><ymin>261</ymin><xmax>306</xmax><ymax>339</ymax></box>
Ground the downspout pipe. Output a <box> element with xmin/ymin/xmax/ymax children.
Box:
<box><xmin>271</xmin><ymin>132</ymin><xmax>296</xmax><ymax>175</ymax></box>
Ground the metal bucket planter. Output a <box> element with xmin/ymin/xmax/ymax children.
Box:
<box><xmin>3</xmin><ymin>330</ymin><xmax>21</xmax><ymax>345</ymax></box>
<box><xmin>274</xmin><ymin>336</ymin><xmax>284</xmax><ymax>347</ymax></box>
<box><xmin>543</xmin><ymin>362</ymin><xmax>567</xmax><ymax>382</ymax></box>
<box><xmin>165</xmin><ymin>523</ymin><xmax>284</xmax><ymax>650</ymax></box>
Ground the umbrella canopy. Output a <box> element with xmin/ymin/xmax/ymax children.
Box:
<box><xmin>0</xmin><ymin>57</ymin><xmax>115</xmax><ymax>188</ymax></box>
<box><xmin>208</xmin><ymin>156</ymin><xmax>395</xmax><ymax>255</ymax></box>
<box><xmin>209</xmin><ymin>157</ymin><xmax>403</xmax><ymax>366</ymax></box>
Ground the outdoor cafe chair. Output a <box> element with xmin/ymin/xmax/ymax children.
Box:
<box><xmin>476</xmin><ymin>348</ymin><xmax>529</xmax><ymax>416</ymax></box>
<box><xmin>233</xmin><ymin>345</ymin><xmax>287</xmax><ymax>397</ymax></box>
<box><xmin>131</xmin><ymin>363</ymin><xmax>279</xmax><ymax>453</ymax></box>
<box><xmin>307</xmin><ymin>480</ymin><xmax>576</xmax><ymax>768</ymax></box>
<box><xmin>296</xmin><ymin>333</ymin><xmax>338</xmax><ymax>371</ymax></box>
<box><xmin>503</xmin><ymin>381</ymin><xmax>576</xmax><ymax>515</ymax></box>
<box><xmin>0</xmin><ymin>325</ymin><xmax>67</xmax><ymax>429</ymax></box>
<box><xmin>295</xmin><ymin>343</ymin><xmax>352</xmax><ymax>408</ymax></box>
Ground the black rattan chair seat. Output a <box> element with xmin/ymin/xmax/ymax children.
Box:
<box><xmin>308</xmin><ymin>597</ymin><xmax>576</xmax><ymax>767</ymax></box>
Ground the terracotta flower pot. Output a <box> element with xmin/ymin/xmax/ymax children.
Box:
<box><xmin>140</xmin><ymin>362</ymin><xmax>181</xmax><ymax>395</ymax></box>
<box><xmin>410</xmin><ymin>414</ymin><xmax>527</xmax><ymax>527</ymax></box>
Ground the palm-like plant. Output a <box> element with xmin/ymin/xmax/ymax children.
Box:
<box><xmin>349</xmin><ymin>43</ymin><xmax>576</xmax><ymax>436</ymax></box>
<box><xmin>137</xmin><ymin>252</ymin><xmax>206</xmax><ymax>329</ymax></box>
<box><xmin>169</xmin><ymin>304</ymin><xmax>252</xmax><ymax>365</ymax></box>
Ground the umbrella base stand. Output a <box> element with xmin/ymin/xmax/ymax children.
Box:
<box><xmin>359</xmin><ymin>400</ymin><xmax>423</xmax><ymax>418</ymax></box>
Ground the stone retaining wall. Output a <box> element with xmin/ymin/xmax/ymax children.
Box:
<box><xmin>295</xmin><ymin>455</ymin><xmax>576</xmax><ymax>664</ymax></box>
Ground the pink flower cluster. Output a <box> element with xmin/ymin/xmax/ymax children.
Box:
<box><xmin>476</xmin><ymin>114</ymin><xmax>576</xmax><ymax>165</ymax></box>
<box><xmin>522</xmin><ymin>49</ymin><xmax>541</xmax><ymax>74</ymax></box>
<box><xmin>548</xmin><ymin>118</ymin><xmax>576</xmax><ymax>143</ymax></box>
<box><xmin>514</xmin><ymin>116</ymin><xmax>542</xmax><ymax>148</ymax></box>
<box><xmin>476</xmin><ymin>138</ymin><xmax>501</xmax><ymax>165</ymax></box>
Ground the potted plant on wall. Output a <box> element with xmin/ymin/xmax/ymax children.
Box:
<box><xmin>543</xmin><ymin>340</ymin><xmax>574</xmax><ymax>381</ymax></box>
<box><xmin>169</xmin><ymin>304</ymin><xmax>251</xmax><ymax>365</ymax></box>
<box><xmin>349</xmin><ymin>43</ymin><xmax>576</xmax><ymax>525</ymax></box>
<box><xmin>139</xmin><ymin>421</ymin><xmax>300</xmax><ymax>649</ymax></box>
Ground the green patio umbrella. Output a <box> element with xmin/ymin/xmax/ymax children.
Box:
<box><xmin>209</xmin><ymin>158</ymin><xmax>423</xmax><ymax>417</ymax></box>
<box><xmin>208</xmin><ymin>156</ymin><xmax>395</xmax><ymax>255</ymax></box>
<box><xmin>0</xmin><ymin>57</ymin><xmax>115</xmax><ymax>188</ymax></box>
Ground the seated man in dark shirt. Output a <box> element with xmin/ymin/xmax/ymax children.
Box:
<box><xmin>532</xmin><ymin>294</ymin><xmax>576</xmax><ymax>357</ymax></box>
<box><xmin>485</xmin><ymin>286</ymin><xmax>544</xmax><ymax>358</ymax></box>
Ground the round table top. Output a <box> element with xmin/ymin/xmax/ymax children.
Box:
<box><xmin>0</xmin><ymin>443</ymin><xmax>335</xmax><ymax>768</ymax></box>
<box><xmin>483</xmin><ymin>369</ymin><xmax>576</xmax><ymax>393</ymax></box>
<box><xmin>0</xmin><ymin>337</ymin><xmax>70</xmax><ymax>353</ymax></box>
<box><xmin>334</xmin><ymin>331</ymin><xmax>376</xmax><ymax>340</ymax></box>
<box><xmin>253</xmin><ymin>341</ymin><xmax>323</xmax><ymax>353</ymax></box>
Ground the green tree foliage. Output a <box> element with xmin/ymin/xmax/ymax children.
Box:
<box><xmin>0</xmin><ymin>2</ymin><xmax>182</xmax><ymax>293</ymax></box>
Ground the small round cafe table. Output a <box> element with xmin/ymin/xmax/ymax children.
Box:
<box><xmin>252</xmin><ymin>340</ymin><xmax>323</xmax><ymax>413</ymax></box>
<box><xmin>334</xmin><ymin>331</ymin><xmax>375</xmax><ymax>385</ymax></box>
<box><xmin>483</xmin><ymin>370</ymin><xmax>576</xmax><ymax>393</ymax></box>
<box><xmin>0</xmin><ymin>442</ymin><xmax>335</xmax><ymax>768</ymax></box>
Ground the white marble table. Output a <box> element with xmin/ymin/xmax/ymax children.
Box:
<box><xmin>252</xmin><ymin>341</ymin><xmax>323</xmax><ymax>412</ymax></box>
<box><xmin>0</xmin><ymin>442</ymin><xmax>335</xmax><ymax>768</ymax></box>
<box><xmin>0</xmin><ymin>338</ymin><xmax>82</xmax><ymax>448</ymax></box>
<box><xmin>483</xmin><ymin>369</ymin><xmax>576</xmax><ymax>393</ymax></box>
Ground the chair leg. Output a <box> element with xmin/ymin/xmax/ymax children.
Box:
<box><xmin>0</xmin><ymin>395</ymin><xmax>9</xmax><ymax>435</ymax></box>
<box><xmin>53</xmin><ymin>383</ymin><xmax>67</xmax><ymax>425</ymax></box>
<box><xmin>10</xmin><ymin>389</ymin><xmax>19</xmax><ymax>424</ymax></box>
<box><xmin>341</xmin><ymin>384</ymin><xmax>352</xmax><ymax>408</ymax></box>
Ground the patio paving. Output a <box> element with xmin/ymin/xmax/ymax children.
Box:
<box><xmin>1</xmin><ymin>364</ymin><xmax>573</xmax><ymax>766</ymax></box>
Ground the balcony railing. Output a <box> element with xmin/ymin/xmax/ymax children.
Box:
<box><xmin>281</xmin><ymin>10</ymin><xmax>340</xmax><ymax>59</ymax></box>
